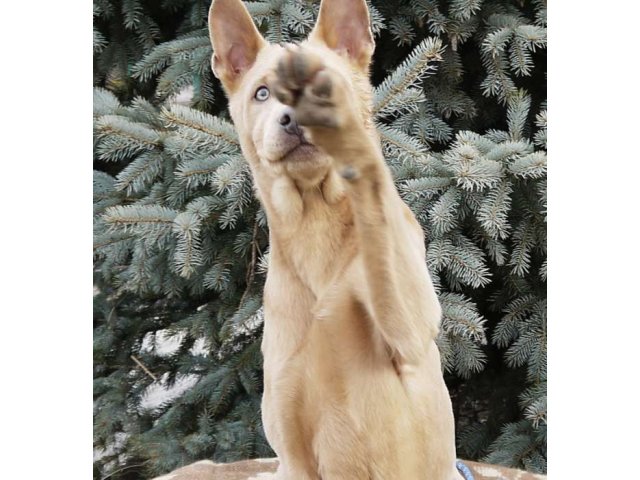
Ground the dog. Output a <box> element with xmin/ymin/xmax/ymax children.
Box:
<box><xmin>208</xmin><ymin>0</ymin><xmax>462</xmax><ymax>478</ymax></box>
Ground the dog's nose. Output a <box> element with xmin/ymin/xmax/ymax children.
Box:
<box><xmin>279</xmin><ymin>108</ymin><xmax>303</xmax><ymax>136</ymax></box>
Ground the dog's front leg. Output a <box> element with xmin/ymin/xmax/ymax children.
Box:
<box><xmin>269</xmin><ymin>46</ymin><xmax>441</xmax><ymax>367</ymax></box>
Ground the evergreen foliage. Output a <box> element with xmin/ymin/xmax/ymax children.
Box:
<box><xmin>94</xmin><ymin>0</ymin><xmax>546</xmax><ymax>478</ymax></box>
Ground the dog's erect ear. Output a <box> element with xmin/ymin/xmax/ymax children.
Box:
<box><xmin>309</xmin><ymin>0</ymin><xmax>374</xmax><ymax>71</ymax></box>
<box><xmin>208</xmin><ymin>0</ymin><xmax>267</xmax><ymax>92</ymax></box>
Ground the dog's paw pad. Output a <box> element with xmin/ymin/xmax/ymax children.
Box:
<box><xmin>272</xmin><ymin>82</ymin><xmax>296</xmax><ymax>106</ymax></box>
<box><xmin>340</xmin><ymin>165</ymin><xmax>360</xmax><ymax>181</ymax></box>
<box><xmin>291</xmin><ymin>50</ymin><xmax>313</xmax><ymax>84</ymax></box>
<box><xmin>310</xmin><ymin>70</ymin><xmax>333</xmax><ymax>99</ymax></box>
<box><xmin>274</xmin><ymin>46</ymin><xmax>321</xmax><ymax>95</ymax></box>
<box><xmin>270</xmin><ymin>47</ymin><xmax>341</xmax><ymax>129</ymax></box>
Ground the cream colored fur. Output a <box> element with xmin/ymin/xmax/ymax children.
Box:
<box><xmin>208</xmin><ymin>0</ymin><xmax>462</xmax><ymax>478</ymax></box>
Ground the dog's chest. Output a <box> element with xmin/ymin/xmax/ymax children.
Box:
<box><xmin>285</xmin><ymin>196</ymin><xmax>354</xmax><ymax>296</ymax></box>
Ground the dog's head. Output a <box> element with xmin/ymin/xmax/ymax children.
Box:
<box><xmin>208</xmin><ymin>0</ymin><xmax>375</xmax><ymax>190</ymax></box>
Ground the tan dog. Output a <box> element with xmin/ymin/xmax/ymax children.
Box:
<box><xmin>208</xmin><ymin>0</ymin><xmax>462</xmax><ymax>478</ymax></box>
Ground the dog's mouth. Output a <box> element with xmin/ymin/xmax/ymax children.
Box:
<box><xmin>280</xmin><ymin>140</ymin><xmax>319</xmax><ymax>162</ymax></box>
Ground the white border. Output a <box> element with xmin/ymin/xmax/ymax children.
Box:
<box><xmin>551</xmin><ymin>0</ymin><xmax>640</xmax><ymax>477</ymax></box>
<box><xmin>1</xmin><ymin>1</ymin><xmax>92</xmax><ymax>478</ymax></box>
<box><xmin>2</xmin><ymin>0</ymin><xmax>640</xmax><ymax>478</ymax></box>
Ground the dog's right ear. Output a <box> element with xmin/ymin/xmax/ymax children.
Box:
<box><xmin>208</xmin><ymin>0</ymin><xmax>267</xmax><ymax>93</ymax></box>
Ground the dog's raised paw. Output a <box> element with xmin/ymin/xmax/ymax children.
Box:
<box><xmin>270</xmin><ymin>46</ymin><xmax>342</xmax><ymax>129</ymax></box>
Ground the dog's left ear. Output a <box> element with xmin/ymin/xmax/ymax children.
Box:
<box><xmin>308</xmin><ymin>0</ymin><xmax>374</xmax><ymax>71</ymax></box>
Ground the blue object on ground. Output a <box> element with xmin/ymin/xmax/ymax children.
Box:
<box><xmin>456</xmin><ymin>459</ymin><xmax>475</xmax><ymax>480</ymax></box>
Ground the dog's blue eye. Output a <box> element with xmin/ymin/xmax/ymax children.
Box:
<box><xmin>254</xmin><ymin>86</ymin><xmax>270</xmax><ymax>102</ymax></box>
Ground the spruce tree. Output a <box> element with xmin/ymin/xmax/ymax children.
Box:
<box><xmin>94</xmin><ymin>0</ymin><xmax>547</xmax><ymax>478</ymax></box>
